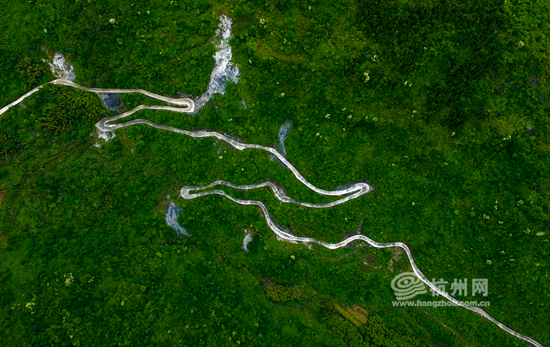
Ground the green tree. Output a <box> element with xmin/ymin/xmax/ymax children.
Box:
<box><xmin>15</xmin><ymin>57</ymin><xmax>45</xmax><ymax>87</ymax></box>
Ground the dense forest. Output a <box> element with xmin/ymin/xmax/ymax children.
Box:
<box><xmin>1</xmin><ymin>0</ymin><xmax>549</xmax><ymax>346</ymax></box>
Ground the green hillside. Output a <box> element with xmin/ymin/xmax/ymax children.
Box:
<box><xmin>1</xmin><ymin>1</ymin><xmax>549</xmax><ymax>346</ymax></box>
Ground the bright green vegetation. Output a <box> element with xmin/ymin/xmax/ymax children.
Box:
<box><xmin>264</xmin><ymin>283</ymin><xmax>300</xmax><ymax>303</ymax></box>
<box><xmin>324</xmin><ymin>309</ymin><xmax>423</xmax><ymax>347</ymax></box>
<box><xmin>1</xmin><ymin>0</ymin><xmax>549</xmax><ymax>346</ymax></box>
<box><xmin>15</xmin><ymin>57</ymin><xmax>47</xmax><ymax>88</ymax></box>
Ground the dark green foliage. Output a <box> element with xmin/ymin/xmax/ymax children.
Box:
<box><xmin>39</xmin><ymin>84</ymin><xmax>106</xmax><ymax>134</ymax></box>
<box><xmin>353</xmin><ymin>0</ymin><xmax>513</xmax><ymax>127</ymax></box>
<box><xmin>363</xmin><ymin>315</ymin><xmax>422</xmax><ymax>347</ymax></box>
<box><xmin>0</xmin><ymin>128</ymin><xmax>20</xmax><ymax>156</ymax></box>
<box><xmin>0</xmin><ymin>49</ymin><xmax>18</xmax><ymax>83</ymax></box>
<box><xmin>0</xmin><ymin>0</ymin><xmax>549</xmax><ymax>347</ymax></box>
<box><xmin>324</xmin><ymin>308</ymin><xmax>424</xmax><ymax>347</ymax></box>
<box><xmin>15</xmin><ymin>57</ymin><xmax>46</xmax><ymax>87</ymax></box>
<box><xmin>324</xmin><ymin>310</ymin><xmax>373</xmax><ymax>347</ymax></box>
<box><xmin>0</xmin><ymin>48</ymin><xmax>39</xmax><ymax>111</ymax></box>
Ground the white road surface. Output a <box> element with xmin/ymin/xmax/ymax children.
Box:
<box><xmin>0</xmin><ymin>20</ymin><xmax>544</xmax><ymax>347</ymax></box>
<box><xmin>0</xmin><ymin>76</ymin><xmax>544</xmax><ymax>347</ymax></box>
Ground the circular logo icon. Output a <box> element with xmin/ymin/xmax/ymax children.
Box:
<box><xmin>391</xmin><ymin>272</ymin><xmax>427</xmax><ymax>300</ymax></box>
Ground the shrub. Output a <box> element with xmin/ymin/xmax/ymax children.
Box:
<box><xmin>15</xmin><ymin>57</ymin><xmax>45</xmax><ymax>87</ymax></box>
<box><xmin>265</xmin><ymin>283</ymin><xmax>300</xmax><ymax>302</ymax></box>
<box><xmin>39</xmin><ymin>84</ymin><xmax>106</xmax><ymax>134</ymax></box>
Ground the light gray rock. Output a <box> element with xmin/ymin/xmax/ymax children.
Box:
<box><xmin>177</xmin><ymin>92</ymin><xmax>196</xmax><ymax>99</ymax></box>
<box><xmin>165</xmin><ymin>202</ymin><xmax>190</xmax><ymax>237</ymax></box>
<box><xmin>242</xmin><ymin>231</ymin><xmax>253</xmax><ymax>253</ymax></box>
<box><xmin>270</xmin><ymin>120</ymin><xmax>292</xmax><ymax>169</ymax></box>
<box><xmin>42</xmin><ymin>52</ymin><xmax>76</xmax><ymax>82</ymax></box>
<box><xmin>99</xmin><ymin>93</ymin><xmax>123</xmax><ymax>112</ymax></box>
<box><xmin>194</xmin><ymin>15</ymin><xmax>240</xmax><ymax>112</ymax></box>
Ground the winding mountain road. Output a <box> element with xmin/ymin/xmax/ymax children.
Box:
<box><xmin>0</xmin><ymin>78</ymin><xmax>545</xmax><ymax>347</ymax></box>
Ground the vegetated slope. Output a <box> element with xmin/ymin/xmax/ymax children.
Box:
<box><xmin>0</xmin><ymin>0</ymin><xmax>549</xmax><ymax>346</ymax></box>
